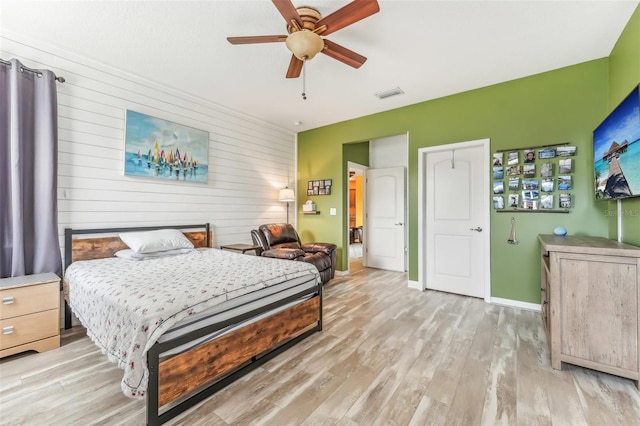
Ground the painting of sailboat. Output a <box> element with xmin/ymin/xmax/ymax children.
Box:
<box><xmin>124</xmin><ymin>110</ymin><xmax>209</xmax><ymax>183</ymax></box>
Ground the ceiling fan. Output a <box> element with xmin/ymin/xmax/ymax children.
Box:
<box><xmin>227</xmin><ymin>0</ymin><xmax>380</xmax><ymax>80</ymax></box>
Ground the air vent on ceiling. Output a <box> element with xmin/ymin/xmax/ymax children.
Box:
<box><xmin>374</xmin><ymin>87</ymin><xmax>404</xmax><ymax>99</ymax></box>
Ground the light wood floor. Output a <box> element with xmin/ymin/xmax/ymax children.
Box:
<box><xmin>2</xmin><ymin>267</ymin><xmax>639</xmax><ymax>425</ymax></box>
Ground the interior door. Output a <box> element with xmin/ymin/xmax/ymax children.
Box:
<box><xmin>365</xmin><ymin>167</ymin><xmax>405</xmax><ymax>271</ymax></box>
<box><xmin>425</xmin><ymin>145</ymin><xmax>486</xmax><ymax>298</ymax></box>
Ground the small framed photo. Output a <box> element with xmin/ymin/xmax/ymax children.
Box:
<box><xmin>523</xmin><ymin>149</ymin><xmax>536</xmax><ymax>163</ymax></box>
<box><xmin>523</xmin><ymin>164</ymin><xmax>535</xmax><ymax>178</ymax></box>
<box><xmin>538</xmin><ymin>148</ymin><xmax>556</xmax><ymax>159</ymax></box>
<box><xmin>541</xmin><ymin>178</ymin><xmax>554</xmax><ymax>192</ymax></box>
<box><xmin>540</xmin><ymin>194</ymin><xmax>554</xmax><ymax>209</ymax></box>
<box><xmin>559</xmin><ymin>159</ymin><xmax>572</xmax><ymax>174</ymax></box>
<box><xmin>506</xmin><ymin>165</ymin><xmax>522</xmax><ymax>176</ymax></box>
<box><xmin>493</xmin><ymin>166</ymin><xmax>504</xmax><ymax>179</ymax></box>
<box><xmin>507</xmin><ymin>151</ymin><xmax>519</xmax><ymax>165</ymax></box>
<box><xmin>522</xmin><ymin>179</ymin><xmax>539</xmax><ymax>190</ymax></box>
<box><xmin>508</xmin><ymin>193</ymin><xmax>519</xmax><ymax>207</ymax></box>
<box><xmin>508</xmin><ymin>177</ymin><xmax>520</xmax><ymax>190</ymax></box>
<box><xmin>540</xmin><ymin>163</ymin><xmax>554</xmax><ymax>177</ymax></box>
<box><xmin>493</xmin><ymin>181</ymin><xmax>504</xmax><ymax>194</ymax></box>
<box><xmin>560</xmin><ymin>193</ymin><xmax>572</xmax><ymax>208</ymax></box>
<box><xmin>556</xmin><ymin>146</ymin><xmax>576</xmax><ymax>156</ymax></box>
<box><xmin>558</xmin><ymin>175</ymin><xmax>572</xmax><ymax>190</ymax></box>
<box><xmin>493</xmin><ymin>196</ymin><xmax>505</xmax><ymax>209</ymax></box>
<box><xmin>493</xmin><ymin>152</ymin><xmax>503</xmax><ymax>166</ymax></box>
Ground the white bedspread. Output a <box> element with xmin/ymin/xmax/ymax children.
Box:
<box><xmin>64</xmin><ymin>248</ymin><xmax>320</xmax><ymax>398</ymax></box>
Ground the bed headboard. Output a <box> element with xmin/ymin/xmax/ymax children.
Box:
<box><xmin>64</xmin><ymin>223</ymin><xmax>211</xmax><ymax>269</ymax></box>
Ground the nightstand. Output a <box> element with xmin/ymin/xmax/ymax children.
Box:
<box><xmin>220</xmin><ymin>244</ymin><xmax>261</xmax><ymax>255</ymax></box>
<box><xmin>0</xmin><ymin>273</ymin><xmax>60</xmax><ymax>358</ymax></box>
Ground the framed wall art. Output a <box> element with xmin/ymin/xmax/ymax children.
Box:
<box><xmin>124</xmin><ymin>110</ymin><xmax>209</xmax><ymax>183</ymax></box>
<box><xmin>307</xmin><ymin>179</ymin><xmax>332</xmax><ymax>196</ymax></box>
<box><xmin>492</xmin><ymin>142</ymin><xmax>576</xmax><ymax>213</ymax></box>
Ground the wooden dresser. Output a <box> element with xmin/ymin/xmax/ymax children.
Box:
<box><xmin>0</xmin><ymin>273</ymin><xmax>60</xmax><ymax>358</ymax></box>
<box><xmin>539</xmin><ymin>234</ymin><xmax>640</xmax><ymax>388</ymax></box>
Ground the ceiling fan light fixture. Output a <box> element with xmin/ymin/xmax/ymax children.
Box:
<box><xmin>285</xmin><ymin>30</ymin><xmax>324</xmax><ymax>61</ymax></box>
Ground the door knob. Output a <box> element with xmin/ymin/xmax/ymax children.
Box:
<box><xmin>470</xmin><ymin>227</ymin><xmax>483</xmax><ymax>232</ymax></box>
<box><xmin>395</xmin><ymin>222</ymin><xmax>403</xmax><ymax>226</ymax></box>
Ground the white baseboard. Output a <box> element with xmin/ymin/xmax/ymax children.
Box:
<box><xmin>408</xmin><ymin>280</ymin><xmax>421</xmax><ymax>290</ymax></box>
<box><xmin>490</xmin><ymin>297</ymin><xmax>541</xmax><ymax>312</ymax></box>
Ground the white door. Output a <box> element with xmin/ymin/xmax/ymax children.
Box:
<box><xmin>365</xmin><ymin>167</ymin><xmax>405</xmax><ymax>272</ymax></box>
<box><xmin>422</xmin><ymin>141</ymin><xmax>489</xmax><ymax>299</ymax></box>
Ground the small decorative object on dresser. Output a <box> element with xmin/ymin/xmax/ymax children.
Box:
<box><xmin>0</xmin><ymin>273</ymin><xmax>60</xmax><ymax>358</ymax></box>
<box><xmin>539</xmin><ymin>234</ymin><xmax>640</xmax><ymax>388</ymax></box>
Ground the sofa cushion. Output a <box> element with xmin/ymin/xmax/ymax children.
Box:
<box><xmin>262</xmin><ymin>248</ymin><xmax>305</xmax><ymax>260</ymax></box>
<box><xmin>302</xmin><ymin>252</ymin><xmax>332</xmax><ymax>272</ymax></box>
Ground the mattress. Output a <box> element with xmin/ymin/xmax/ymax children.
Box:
<box><xmin>64</xmin><ymin>248</ymin><xmax>320</xmax><ymax>398</ymax></box>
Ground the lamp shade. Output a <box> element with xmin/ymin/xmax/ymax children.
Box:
<box><xmin>279</xmin><ymin>187</ymin><xmax>295</xmax><ymax>202</ymax></box>
<box><xmin>285</xmin><ymin>30</ymin><xmax>324</xmax><ymax>61</ymax></box>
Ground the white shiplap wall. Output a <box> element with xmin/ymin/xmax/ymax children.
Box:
<box><xmin>1</xmin><ymin>32</ymin><xmax>296</xmax><ymax>249</ymax></box>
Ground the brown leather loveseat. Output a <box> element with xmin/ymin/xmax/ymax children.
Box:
<box><xmin>251</xmin><ymin>223</ymin><xmax>337</xmax><ymax>284</ymax></box>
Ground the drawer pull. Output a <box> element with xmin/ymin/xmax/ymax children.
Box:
<box><xmin>2</xmin><ymin>296</ymin><xmax>15</xmax><ymax>304</ymax></box>
<box><xmin>3</xmin><ymin>326</ymin><xmax>14</xmax><ymax>335</ymax></box>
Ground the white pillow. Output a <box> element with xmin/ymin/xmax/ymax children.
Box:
<box><xmin>119</xmin><ymin>229</ymin><xmax>194</xmax><ymax>253</ymax></box>
<box><xmin>115</xmin><ymin>248</ymin><xmax>195</xmax><ymax>261</ymax></box>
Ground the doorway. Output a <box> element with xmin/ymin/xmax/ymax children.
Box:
<box><xmin>418</xmin><ymin>139</ymin><xmax>491</xmax><ymax>301</ymax></box>
<box><xmin>348</xmin><ymin>162</ymin><xmax>366</xmax><ymax>273</ymax></box>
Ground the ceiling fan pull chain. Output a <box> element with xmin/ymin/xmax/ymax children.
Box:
<box><xmin>302</xmin><ymin>58</ymin><xmax>307</xmax><ymax>100</ymax></box>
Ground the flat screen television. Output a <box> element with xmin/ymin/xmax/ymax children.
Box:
<box><xmin>594</xmin><ymin>84</ymin><xmax>640</xmax><ymax>200</ymax></box>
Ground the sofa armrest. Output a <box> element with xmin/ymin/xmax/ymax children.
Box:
<box><xmin>251</xmin><ymin>229</ymin><xmax>268</xmax><ymax>253</ymax></box>
<box><xmin>301</xmin><ymin>242</ymin><xmax>337</xmax><ymax>256</ymax></box>
<box><xmin>262</xmin><ymin>248</ymin><xmax>305</xmax><ymax>260</ymax></box>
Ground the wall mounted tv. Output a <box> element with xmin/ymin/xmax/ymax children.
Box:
<box><xmin>594</xmin><ymin>84</ymin><xmax>640</xmax><ymax>200</ymax></box>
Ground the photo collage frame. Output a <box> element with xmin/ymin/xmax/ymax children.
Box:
<box><xmin>492</xmin><ymin>145</ymin><xmax>576</xmax><ymax>211</ymax></box>
<box><xmin>307</xmin><ymin>179</ymin><xmax>332</xmax><ymax>196</ymax></box>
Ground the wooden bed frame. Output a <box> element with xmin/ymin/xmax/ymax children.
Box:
<box><xmin>63</xmin><ymin>223</ymin><xmax>323</xmax><ymax>425</ymax></box>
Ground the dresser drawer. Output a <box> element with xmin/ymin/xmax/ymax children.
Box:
<box><xmin>0</xmin><ymin>281</ymin><xmax>59</xmax><ymax>320</ymax></box>
<box><xmin>0</xmin><ymin>309</ymin><xmax>59</xmax><ymax>350</ymax></box>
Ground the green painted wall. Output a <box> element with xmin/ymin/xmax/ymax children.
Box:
<box><xmin>296</xmin><ymin>7</ymin><xmax>639</xmax><ymax>303</ymax></box>
<box><xmin>606</xmin><ymin>6</ymin><xmax>640</xmax><ymax>246</ymax></box>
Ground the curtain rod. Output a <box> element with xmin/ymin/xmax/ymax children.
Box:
<box><xmin>0</xmin><ymin>58</ymin><xmax>65</xmax><ymax>83</ymax></box>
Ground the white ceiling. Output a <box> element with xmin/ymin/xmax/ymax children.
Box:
<box><xmin>1</xmin><ymin>1</ymin><xmax>638</xmax><ymax>133</ymax></box>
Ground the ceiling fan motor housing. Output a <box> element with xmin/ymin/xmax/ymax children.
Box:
<box><xmin>287</xmin><ymin>6</ymin><xmax>321</xmax><ymax>33</ymax></box>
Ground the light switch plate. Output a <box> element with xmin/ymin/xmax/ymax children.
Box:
<box><xmin>330</xmin><ymin>208</ymin><xmax>337</xmax><ymax>215</ymax></box>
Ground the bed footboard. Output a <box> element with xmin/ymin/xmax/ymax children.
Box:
<box><xmin>146</xmin><ymin>287</ymin><xmax>322</xmax><ymax>425</ymax></box>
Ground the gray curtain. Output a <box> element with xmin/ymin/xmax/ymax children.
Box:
<box><xmin>0</xmin><ymin>58</ymin><xmax>62</xmax><ymax>278</ymax></box>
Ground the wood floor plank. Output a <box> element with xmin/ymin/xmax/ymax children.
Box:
<box><xmin>1</xmin><ymin>267</ymin><xmax>639</xmax><ymax>425</ymax></box>
<box><xmin>480</xmin><ymin>345</ymin><xmax>517</xmax><ymax>425</ymax></box>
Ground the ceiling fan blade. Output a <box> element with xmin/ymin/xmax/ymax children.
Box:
<box><xmin>272</xmin><ymin>0</ymin><xmax>303</xmax><ymax>30</ymax></box>
<box><xmin>286</xmin><ymin>55</ymin><xmax>303</xmax><ymax>78</ymax></box>
<box><xmin>322</xmin><ymin>39</ymin><xmax>367</xmax><ymax>69</ymax></box>
<box><xmin>315</xmin><ymin>0</ymin><xmax>380</xmax><ymax>36</ymax></box>
<box><xmin>227</xmin><ymin>35</ymin><xmax>287</xmax><ymax>44</ymax></box>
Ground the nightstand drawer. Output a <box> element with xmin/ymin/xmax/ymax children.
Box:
<box><xmin>0</xmin><ymin>309</ymin><xmax>59</xmax><ymax>350</ymax></box>
<box><xmin>0</xmin><ymin>281</ymin><xmax>59</xmax><ymax>320</ymax></box>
